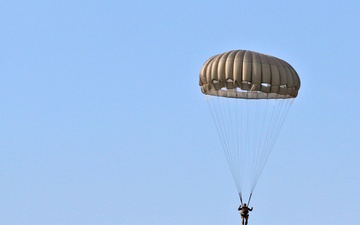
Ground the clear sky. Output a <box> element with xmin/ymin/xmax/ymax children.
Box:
<box><xmin>1</xmin><ymin>0</ymin><xmax>360</xmax><ymax>225</ymax></box>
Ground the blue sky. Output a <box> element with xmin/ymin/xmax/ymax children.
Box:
<box><xmin>1</xmin><ymin>0</ymin><xmax>360</xmax><ymax>224</ymax></box>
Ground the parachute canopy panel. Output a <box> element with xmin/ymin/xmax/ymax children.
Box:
<box><xmin>199</xmin><ymin>50</ymin><xmax>301</xmax><ymax>99</ymax></box>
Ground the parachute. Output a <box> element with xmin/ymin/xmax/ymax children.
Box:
<box><xmin>199</xmin><ymin>50</ymin><xmax>300</xmax><ymax>204</ymax></box>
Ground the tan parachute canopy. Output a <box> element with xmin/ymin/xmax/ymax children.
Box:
<box><xmin>199</xmin><ymin>50</ymin><xmax>301</xmax><ymax>99</ymax></box>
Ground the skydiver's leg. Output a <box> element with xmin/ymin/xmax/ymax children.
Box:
<box><xmin>245</xmin><ymin>216</ymin><xmax>248</xmax><ymax>225</ymax></box>
<box><xmin>241</xmin><ymin>217</ymin><xmax>245</xmax><ymax>225</ymax></box>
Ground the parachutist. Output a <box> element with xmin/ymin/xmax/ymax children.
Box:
<box><xmin>238</xmin><ymin>203</ymin><xmax>253</xmax><ymax>225</ymax></box>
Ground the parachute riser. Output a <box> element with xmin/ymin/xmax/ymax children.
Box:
<box><xmin>239</xmin><ymin>192</ymin><xmax>252</xmax><ymax>206</ymax></box>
